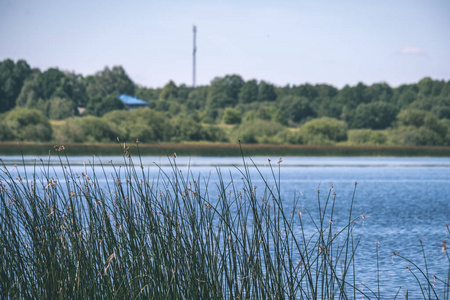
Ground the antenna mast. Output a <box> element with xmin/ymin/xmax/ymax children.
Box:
<box><xmin>193</xmin><ymin>25</ymin><xmax>197</xmax><ymax>88</ymax></box>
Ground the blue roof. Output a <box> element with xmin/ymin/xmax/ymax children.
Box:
<box><xmin>118</xmin><ymin>94</ymin><xmax>149</xmax><ymax>106</ymax></box>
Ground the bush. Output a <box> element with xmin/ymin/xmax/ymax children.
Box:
<box><xmin>233</xmin><ymin>120</ymin><xmax>289</xmax><ymax>144</ymax></box>
<box><xmin>387</xmin><ymin>126</ymin><xmax>443</xmax><ymax>146</ymax></box>
<box><xmin>397</xmin><ymin>109</ymin><xmax>431</xmax><ymax>127</ymax></box>
<box><xmin>57</xmin><ymin>116</ymin><xmax>116</xmax><ymax>143</ymax></box>
<box><xmin>0</xmin><ymin>117</ymin><xmax>15</xmax><ymax>141</ymax></box>
<box><xmin>103</xmin><ymin>108</ymin><xmax>173</xmax><ymax>143</ymax></box>
<box><xmin>2</xmin><ymin>108</ymin><xmax>52</xmax><ymax>141</ymax></box>
<box><xmin>222</xmin><ymin>107</ymin><xmax>242</xmax><ymax>124</ymax></box>
<box><xmin>348</xmin><ymin>129</ymin><xmax>387</xmax><ymax>145</ymax></box>
<box><xmin>46</xmin><ymin>97</ymin><xmax>75</xmax><ymax>120</ymax></box>
<box><xmin>299</xmin><ymin>117</ymin><xmax>348</xmax><ymax>145</ymax></box>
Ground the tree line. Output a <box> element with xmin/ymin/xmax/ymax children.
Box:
<box><xmin>0</xmin><ymin>58</ymin><xmax>449</xmax><ymax>146</ymax></box>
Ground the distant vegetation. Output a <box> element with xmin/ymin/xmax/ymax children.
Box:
<box><xmin>1</xmin><ymin>58</ymin><xmax>449</xmax><ymax>146</ymax></box>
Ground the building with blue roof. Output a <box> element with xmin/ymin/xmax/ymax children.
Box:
<box><xmin>118</xmin><ymin>94</ymin><xmax>149</xmax><ymax>110</ymax></box>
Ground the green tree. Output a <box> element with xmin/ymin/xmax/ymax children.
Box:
<box><xmin>388</xmin><ymin>126</ymin><xmax>443</xmax><ymax>146</ymax></box>
<box><xmin>3</xmin><ymin>108</ymin><xmax>52</xmax><ymax>141</ymax></box>
<box><xmin>53</xmin><ymin>73</ymin><xmax>88</xmax><ymax>107</ymax></box>
<box><xmin>351</xmin><ymin>101</ymin><xmax>397</xmax><ymax>129</ymax></box>
<box><xmin>365</xmin><ymin>83</ymin><xmax>393</xmax><ymax>103</ymax></box>
<box><xmin>186</xmin><ymin>86</ymin><xmax>208</xmax><ymax>111</ymax></box>
<box><xmin>299</xmin><ymin>117</ymin><xmax>348</xmax><ymax>145</ymax></box>
<box><xmin>37</xmin><ymin>68</ymin><xmax>66</xmax><ymax>99</ymax></box>
<box><xmin>206</xmin><ymin>75</ymin><xmax>244</xmax><ymax>118</ymax></box>
<box><xmin>16</xmin><ymin>75</ymin><xmax>41</xmax><ymax>108</ymax></box>
<box><xmin>171</xmin><ymin>117</ymin><xmax>204</xmax><ymax>142</ymax></box>
<box><xmin>47</xmin><ymin>97</ymin><xmax>75</xmax><ymax>120</ymax></box>
<box><xmin>278</xmin><ymin>95</ymin><xmax>315</xmax><ymax>123</ymax></box>
<box><xmin>397</xmin><ymin>109</ymin><xmax>430</xmax><ymax>127</ymax></box>
<box><xmin>223</xmin><ymin>107</ymin><xmax>242</xmax><ymax>124</ymax></box>
<box><xmin>85</xmin><ymin>66</ymin><xmax>135</xmax><ymax>99</ymax></box>
<box><xmin>85</xmin><ymin>95</ymin><xmax>125</xmax><ymax>117</ymax></box>
<box><xmin>348</xmin><ymin>129</ymin><xmax>387</xmax><ymax>145</ymax></box>
<box><xmin>58</xmin><ymin>116</ymin><xmax>116</xmax><ymax>143</ymax></box>
<box><xmin>104</xmin><ymin>108</ymin><xmax>173</xmax><ymax>143</ymax></box>
<box><xmin>238</xmin><ymin>80</ymin><xmax>258</xmax><ymax>104</ymax></box>
<box><xmin>0</xmin><ymin>59</ymin><xmax>32</xmax><ymax>112</ymax></box>
<box><xmin>292</xmin><ymin>83</ymin><xmax>319</xmax><ymax>99</ymax></box>
<box><xmin>0</xmin><ymin>116</ymin><xmax>15</xmax><ymax>140</ymax></box>
<box><xmin>159</xmin><ymin>80</ymin><xmax>179</xmax><ymax>101</ymax></box>
<box><xmin>258</xmin><ymin>81</ymin><xmax>277</xmax><ymax>102</ymax></box>
<box><xmin>233</xmin><ymin>120</ymin><xmax>288</xmax><ymax>144</ymax></box>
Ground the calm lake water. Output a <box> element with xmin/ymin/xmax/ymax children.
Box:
<box><xmin>2</xmin><ymin>155</ymin><xmax>450</xmax><ymax>298</ymax></box>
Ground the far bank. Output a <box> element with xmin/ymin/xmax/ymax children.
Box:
<box><xmin>1</xmin><ymin>142</ymin><xmax>449</xmax><ymax>157</ymax></box>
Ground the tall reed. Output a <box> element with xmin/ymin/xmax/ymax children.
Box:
<box><xmin>0</xmin><ymin>145</ymin><xmax>448</xmax><ymax>299</ymax></box>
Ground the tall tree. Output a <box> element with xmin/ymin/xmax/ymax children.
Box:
<box><xmin>85</xmin><ymin>66</ymin><xmax>135</xmax><ymax>99</ymax></box>
<box><xmin>258</xmin><ymin>81</ymin><xmax>277</xmax><ymax>102</ymax></box>
<box><xmin>159</xmin><ymin>80</ymin><xmax>178</xmax><ymax>101</ymax></box>
<box><xmin>0</xmin><ymin>59</ymin><xmax>32</xmax><ymax>112</ymax></box>
<box><xmin>351</xmin><ymin>101</ymin><xmax>397</xmax><ymax>129</ymax></box>
<box><xmin>206</xmin><ymin>74</ymin><xmax>244</xmax><ymax>118</ymax></box>
<box><xmin>238</xmin><ymin>79</ymin><xmax>258</xmax><ymax>104</ymax></box>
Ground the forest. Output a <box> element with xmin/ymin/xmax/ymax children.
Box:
<box><xmin>0</xmin><ymin>58</ymin><xmax>449</xmax><ymax>146</ymax></box>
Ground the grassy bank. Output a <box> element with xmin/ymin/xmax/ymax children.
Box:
<box><xmin>1</xmin><ymin>149</ymin><xmax>449</xmax><ymax>298</ymax></box>
<box><xmin>1</xmin><ymin>141</ymin><xmax>450</xmax><ymax>157</ymax></box>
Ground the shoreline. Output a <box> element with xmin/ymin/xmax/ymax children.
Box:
<box><xmin>1</xmin><ymin>142</ymin><xmax>450</xmax><ymax>157</ymax></box>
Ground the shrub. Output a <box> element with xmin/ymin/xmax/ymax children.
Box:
<box><xmin>348</xmin><ymin>129</ymin><xmax>387</xmax><ymax>145</ymax></box>
<box><xmin>387</xmin><ymin>126</ymin><xmax>443</xmax><ymax>146</ymax></box>
<box><xmin>222</xmin><ymin>107</ymin><xmax>242</xmax><ymax>124</ymax></box>
<box><xmin>299</xmin><ymin>117</ymin><xmax>348</xmax><ymax>145</ymax></box>
<box><xmin>233</xmin><ymin>120</ymin><xmax>289</xmax><ymax>144</ymax></box>
<box><xmin>2</xmin><ymin>108</ymin><xmax>52</xmax><ymax>141</ymax></box>
<box><xmin>58</xmin><ymin>116</ymin><xmax>116</xmax><ymax>143</ymax></box>
<box><xmin>47</xmin><ymin>97</ymin><xmax>75</xmax><ymax>120</ymax></box>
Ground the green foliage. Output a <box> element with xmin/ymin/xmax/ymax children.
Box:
<box><xmin>186</xmin><ymin>86</ymin><xmax>208</xmax><ymax>111</ymax></box>
<box><xmin>206</xmin><ymin>75</ymin><xmax>244</xmax><ymax>118</ymax></box>
<box><xmin>0</xmin><ymin>116</ymin><xmax>15</xmax><ymax>140</ymax></box>
<box><xmin>222</xmin><ymin>107</ymin><xmax>242</xmax><ymax>124</ymax></box>
<box><xmin>2</xmin><ymin>108</ymin><xmax>52</xmax><ymax>141</ymax></box>
<box><xmin>233</xmin><ymin>120</ymin><xmax>288</xmax><ymax>144</ymax></box>
<box><xmin>1</xmin><ymin>58</ymin><xmax>450</xmax><ymax>146</ymax></box>
<box><xmin>159</xmin><ymin>80</ymin><xmax>178</xmax><ymax>101</ymax></box>
<box><xmin>278</xmin><ymin>95</ymin><xmax>315</xmax><ymax>123</ymax></box>
<box><xmin>257</xmin><ymin>81</ymin><xmax>277</xmax><ymax>102</ymax></box>
<box><xmin>409</xmin><ymin>96</ymin><xmax>450</xmax><ymax>119</ymax></box>
<box><xmin>388</xmin><ymin>126</ymin><xmax>444</xmax><ymax>146</ymax></box>
<box><xmin>397</xmin><ymin>109</ymin><xmax>433</xmax><ymax>127</ymax></box>
<box><xmin>85</xmin><ymin>66</ymin><xmax>135</xmax><ymax>99</ymax></box>
<box><xmin>238</xmin><ymin>79</ymin><xmax>258</xmax><ymax>103</ymax></box>
<box><xmin>365</xmin><ymin>83</ymin><xmax>393</xmax><ymax>102</ymax></box>
<box><xmin>299</xmin><ymin>117</ymin><xmax>348</xmax><ymax>145</ymax></box>
<box><xmin>85</xmin><ymin>95</ymin><xmax>125</xmax><ymax>117</ymax></box>
<box><xmin>292</xmin><ymin>83</ymin><xmax>320</xmax><ymax>99</ymax></box>
<box><xmin>244</xmin><ymin>105</ymin><xmax>288</xmax><ymax>126</ymax></box>
<box><xmin>103</xmin><ymin>108</ymin><xmax>171</xmax><ymax>143</ymax></box>
<box><xmin>348</xmin><ymin>129</ymin><xmax>387</xmax><ymax>145</ymax></box>
<box><xmin>351</xmin><ymin>101</ymin><xmax>397</xmax><ymax>129</ymax></box>
<box><xmin>59</xmin><ymin>116</ymin><xmax>116</xmax><ymax>143</ymax></box>
<box><xmin>0</xmin><ymin>59</ymin><xmax>32</xmax><ymax>113</ymax></box>
<box><xmin>47</xmin><ymin>97</ymin><xmax>75</xmax><ymax>120</ymax></box>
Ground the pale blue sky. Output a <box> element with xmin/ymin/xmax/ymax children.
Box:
<box><xmin>1</xmin><ymin>0</ymin><xmax>449</xmax><ymax>88</ymax></box>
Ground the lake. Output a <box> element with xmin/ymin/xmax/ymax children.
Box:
<box><xmin>2</xmin><ymin>155</ymin><xmax>449</xmax><ymax>298</ymax></box>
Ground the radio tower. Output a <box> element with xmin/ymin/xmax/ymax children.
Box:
<box><xmin>192</xmin><ymin>25</ymin><xmax>197</xmax><ymax>88</ymax></box>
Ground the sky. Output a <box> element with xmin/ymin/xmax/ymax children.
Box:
<box><xmin>1</xmin><ymin>0</ymin><xmax>450</xmax><ymax>89</ymax></box>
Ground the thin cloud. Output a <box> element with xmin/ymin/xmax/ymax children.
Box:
<box><xmin>400</xmin><ymin>46</ymin><xmax>424</xmax><ymax>55</ymax></box>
